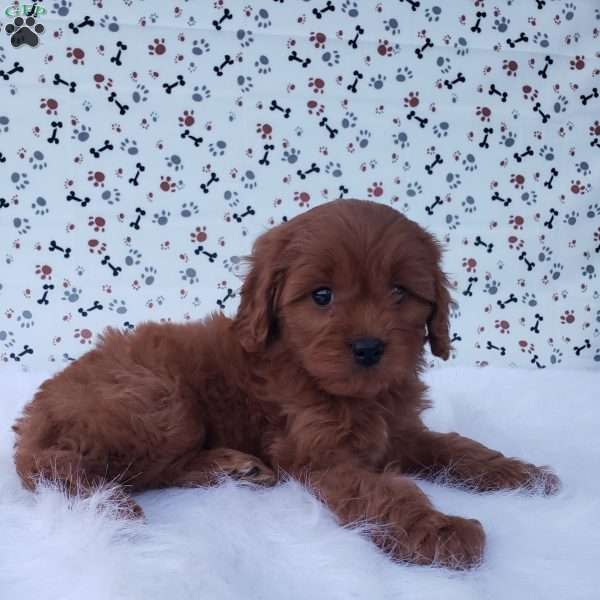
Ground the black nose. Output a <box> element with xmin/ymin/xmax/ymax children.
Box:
<box><xmin>352</xmin><ymin>337</ymin><xmax>385</xmax><ymax>367</ymax></box>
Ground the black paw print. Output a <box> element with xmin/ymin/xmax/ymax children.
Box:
<box><xmin>5</xmin><ymin>16</ymin><xmax>45</xmax><ymax>48</ymax></box>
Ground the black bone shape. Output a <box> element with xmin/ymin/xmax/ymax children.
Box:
<box><xmin>543</xmin><ymin>167</ymin><xmax>558</xmax><ymax>189</ymax></box>
<box><xmin>101</xmin><ymin>255</ymin><xmax>122</xmax><ymax>276</ymax></box>
<box><xmin>66</xmin><ymin>190</ymin><xmax>90</xmax><ymax>207</ymax></box>
<box><xmin>163</xmin><ymin>74</ymin><xmax>186</xmax><ymax>94</ymax></box>
<box><xmin>53</xmin><ymin>73</ymin><xmax>77</xmax><ymax>92</ymax></box>
<box><xmin>443</xmin><ymin>72</ymin><xmax>466</xmax><ymax>90</ymax></box>
<box><xmin>108</xmin><ymin>91</ymin><xmax>129</xmax><ymax>115</ymax></box>
<box><xmin>288</xmin><ymin>50</ymin><xmax>311</xmax><ymax>68</ymax></box>
<box><xmin>348</xmin><ymin>25</ymin><xmax>365</xmax><ymax>49</ymax></box>
<box><xmin>580</xmin><ymin>87</ymin><xmax>599</xmax><ymax>106</ymax></box>
<box><xmin>497</xmin><ymin>293</ymin><xmax>517</xmax><ymax>309</ymax></box>
<box><xmin>212</xmin><ymin>7</ymin><xmax>233</xmax><ymax>31</ymax></box>
<box><xmin>489</xmin><ymin>84</ymin><xmax>508</xmax><ymax>102</ymax></box>
<box><xmin>591</xmin><ymin>138</ymin><xmax>600</xmax><ymax>149</ymax></box>
<box><xmin>573</xmin><ymin>339</ymin><xmax>591</xmax><ymax>356</ymax></box>
<box><xmin>415</xmin><ymin>37</ymin><xmax>433</xmax><ymax>59</ymax></box>
<box><xmin>530</xmin><ymin>313</ymin><xmax>543</xmax><ymax>333</ymax></box>
<box><xmin>216</xmin><ymin>288</ymin><xmax>234</xmax><ymax>309</ymax></box>
<box><xmin>181</xmin><ymin>129</ymin><xmax>203</xmax><ymax>147</ymax></box>
<box><xmin>338</xmin><ymin>185</ymin><xmax>349</xmax><ymax>199</ymax></box>
<box><xmin>37</xmin><ymin>283</ymin><xmax>55</xmax><ymax>306</ymax></box>
<box><xmin>0</xmin><ymin>152</ymin><xmax>5</xmax><ymax>163</ymax></box>
<box><xmin>269</xmin><ymin>99</ymin><xmax>291</xmax><ymax>118</ymax></box>
<box><xmin>233</xmin><ymin>206</ymin><xmax>255</xmax><ymax>222</ymax></box>
<box><xmin>194</xmin><ymin>245</ymin><xmax>217</xmax><ymax>262</ymax></box>
<box><xmin>536</xmin><ymin>0</ymin><xmax>546</xmax><ymax>9</ymax></box>
<box><xmin>129</xmin><ymin>162</ymin><xmax>145</xmax><ymax>186</ymax></box>
<box><xmin>0</xmin><ymin>198</ymin><xmax>7</xmax><ymax>208</ymax></box>
<box><xmin>513</xmin><ymin>146</ymin><xmax>534</xmax><ymax>163</ymax></box>
<box><xmin>399</xmin><ymin>0</ymin><xmax>420</xmax><ymax>11</ymax></box>
<box><xmin>90</xmin><ymin>139</ymin><xmax>114</xmax><ymax>158</ymax></box>
<box><xmin>486</xmin><ymin>340</ymin><xmax>506</xmax><ymax>356</ymax></box>
<box><xmin>47</xmin><ymin>120</ymin><xmax>63</xmax><ymax>144</ymax></box>
<box><xmin>533</xmin><ymin>102</ymin><xmax>550</xmax><ymax>124</ymax></box>
<box><xmin>110</xmin><ymin>41</ymin><xmax>127</xmax><ymax>66</ymax></box>
<box><xmin>450</xmin><ymin>332</ymin><xmax>462</xmax><ymax>343</ymax></box>
<box><xmin>129</xmin><ymin>207</ymin><xmax>146</xmax><ymax>230</ymax></box>
<box><xmin>9</xmin><ymin>345</ymin><xmax>34</xmax><ymax>362</ymax></box>
<box><xmin>312</xmin><ymin>0</ymin><xmax>335</xmax><ymax>19</ymax></box>
<box><xmin>200</xmin><ymin>172</ymin><xmax>219</xmax><ymax>193</ymax></box>
<box><xmin>425</xmin><ymin>195</ymin><xmax>442</xmax><ymax>216</ymax></box>
<box><xmin>68</xmin><ymin>15</ymin><xmax>94</xmax><ymax>34</ymax></box>
<box><xmin>543</xmin><ymin>207</ymin><xmax>558</xmax><ymax>228</ymax></box>
<box><xmin>518</xmin><ymin>251</ymin><xmax>535</xmax><ymax>271</ymax></box>
<box><xmin>474</xmin><ymin>235</ymin><xmax>494</xmax><ymax>253</ymax></box>
<box><xmin>462</xmin><ymin>276</ymin><xmax>478</xmax><ymax>297</ymax></box>
<box><xmin>407</xmin><ymin>110</ymin><xmax>428</xmax><ymax>128</ymax></box>
<box><xmin>491</xmin><ymin>191</ymin><xmax>512</xmax><ymax>207</ymax></box>
<box><xmin>78</xmin><ymin>300</ymin><xmax>103</xmax><ymax>317</ymax></box>
<box><xmin>0</xmin><ymin>61</ymin><xmax>24</xmax><ymax>81</ymax></box>
<box><xmin>213</xmin><ymin>54</ymin><xmax>234</xmax><ymax>77</ymax></box>
<box><xmin>479</xmin><ymin>127</ymin><xmax>493</xmax><ymax>149</ymax></box>
<box><xmin>49</xmin><ymin>240</ymin><xmax>71</xmax><ymax>258</ymax></box>
<box><xmin>506</xmin><ymin>32</ymin><xmax>528</xmax><ymax>48</ymax></box>
<box><xmin>425</xmin><ymin>153</ymin><xmax>443</xmax><ymax>174</ymax></box>
<box><xmin>319</xmin><ymin>116</ymin><xmax>338</xmax><ymax>139</ymax></box>
<box><xmin>537</xmin><ymin>55</ymin><xmax>553</xmax><ymax>79</ymax></box>
<box><xmin>258</xmin><ymin>144</ymin><xmax>275</xmax><ymax>166</ymax></box>
<box><xmin>530</xmin><ymin>354</ymin><xmax>546</xmax><ymax>369</ymax></box>
<box><xmin>470</xmin><ymin>11</ymin><xmax>486</xmax><ymax>33</ymax></box>
<box><xmin>297</xmin><ymin>162</ymin><xmax>320</xmax><ymax>179</ymax></box>
<box><xmin>346</xmin><ymin>70</ymin><xmax>363</xmax><ymax>93</ymax></box>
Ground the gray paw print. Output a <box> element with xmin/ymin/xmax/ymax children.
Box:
<box><xmin>101</xmin><ymin>188</ymin><xmax>121</xmax><ymax>205</ymax></box>
<box><xmin>549</xmin><ymin>348</ymin><xmax>563</xmax><ymax>365</ymax></box>
<box><xmin>71</xmin><ymin>124</ymin><xmax>91</xmax><ymax>142</ymax></box>
<box><xmin>209</xmin><ymin>141</ymin><xmax>227</xmax><ymax>157</ymax></box>
<box><xmin>563</xmin><ymin>210</ymin><xmax>578</xmax><ymax>225</ymax></box>
<box><xmin>406</xmin><ymin>181</ymin><xmax>422</xmax><ymax>197</ymax></box>
<box><xmin>223</xmin><ymin>191</ymin><xmax>239</xmax><ymax>208</ymax></box>
<box><xmin>562</xmin><ymin>2</ymin><xmax>576</xmax><ymax>20</ymax></box>
<box><xmin>223</xmin><ymin>256</ymin><xmax>243</xmax><ymax>276</ymax></box>
<box><xmin>192</xmin><ymin>84</ymin><xmax>211</xmax><ymax>102</ymax></box>
<box><xmin>436</xmin><ymin>56</ymin><xmax>452</xmax><ymax>74</ymax></box>
<box><xmin>32</xmin><ymin>196</ymin><xmax>49</xmax><ymax>215</ymax></box>
<box><xmin>393</xmin><ymin>131</ymin><xmax>409</xmax><ymax>148</ymax></box>
<box><xmin>132</xmin><ymin>84</ymin><xmax>149</xmax><ymax>103</ymax></box>
<box><xmin>254</xmin><ymin>9</ymin><xmax>271</xmax><ymax>29</ymax></box>
<box><xmin>282</xmin><ymin>148</ymin><xmax>301</xmax><ymax>164</ymax></box>
<box><xmin>384</xmin><ymin>17</ymin><xmax>401</xmax><ymax>35</ymax></box>
<box><xmin>180</xmin><ymin>201</ymin><xmax>200</xmax><ymax>216</ymax></box>
<box><xmin>549</xmin><ymin>263</ymin><xmax>563</xmax><ymax>280</ymax></box>
<box><xmin>51</xmin><ymin>0</ymin><xmax>71</xmax><ymax>17</ymax></box>
<box><xmin>553</xmin><ymin>95</ymin><xmax>568</xmax><ymax>114</ymax></box>
<box><xmin>236</xmin><ymin>74</ymin><xmax>254</xmax><ymax>93</ymax></box>
<box><xmin>537</xmin><ymin>245</ymin><xmax>553</xmax><ymax>262</ymax></box>
<box><xmin>493</xmin><ymin>16</ymin><xmax>510</xmax><ymax>33</ymax></box>
<box><xmin>255</xmin><ymin>55</ymin><xmax>271</xmax><ymax>74</ymax></box>
<box><xmin>0</xmin><ymin>115</ymin><xmax>9</xmax><ymax>133</ymax></box>
<box><xmin>462</xmin><ymin>195</ymin><xmax>477</xmax><ymax>213</ymax></box>
<box><xmin>484</xmin><ymin>280</ymin><xmax>500</xmax><ymax>295</ymax></box>
<box><xmin>577</xmin><ymin>161</ymin><xmax>591</xmax><ymax>176</ymax></box>
<box><xmin>120</xmin><ymin>138</ymin><xmax>138</xmax><ymax>155</ymax></box>
<box><xmin>241</xmin><ymin>169</ymin><xmax>257</xmax><ymax>190</ymax></box>
<box><xmin>585</xmin><ymin>203</ymin><xmax>600</xmax><ymax>218</ymax></box>
<box><xmin>533</xmin><ymin>32</ymin><xmax>550</xmax><ymax>48</ymax></box>
<box><xmin>99</xmin><ymin>15</ymin><xmax>120</xmax><ymax>32</ymax></box>
<box><xmin>152</xmin><ymin>210</ymin><xmax>170</xmax><ymax>226</ymax></box>
<box><xmin>445</xmin><ymin>214</ymin><xmax>461</xmax><ymax>230</ymax></box>
<box><xmin>13</xmin><ymin>216</ymin><xmax>31</xmax><ymax>235</ymax></box>
<box><xmin>433</xmin><ymin>121</ymin><xmax>449</xmax><ymax>137</ymax></box>
<box><xmin>355</xmin><ymin>129</ymin><xmax>371</xmax><ymax>148</ymax></box>
<box><xmin>236</xmin><ymin>29</ymin><xmax>254</xmax><ymax>48</ymax></box>
<box><xmin>446</xmin><ymin>172</ymin><xmax>462</xmax><ymax>189</ymax></box>
<box><xmin>395</xmin><ymin>66</ymin><xmax>413</xmax><ymax>82</ymax></box>
<box><xmin>462</xmin><ymin>154</ymin><xmax>477</xmax><ymax>172</ymax></box>
<box><xmin>125</xmin><ymin>248</ymin><xmax>142</xmax><ymax>267</ymax></box>
<box><xmin>166</xmin><ymin>153</ymin><xmax>184</xmax><ymax>170</ymax></box>
<box><xmin>324</xmin><ymin>161</ymin><xmax>343</xmax><ymax>177</ymax></box>
<box><xmin>369</xmin><ymin>74</ymin><xmax>386</xmax><ymax>90</ymax></box>
<box><xmin>454</xmin><ymin>37</ymin><xmax>469</xmax><ymax>56</ymax></box>
<box><xmin>29</xmin><ymin>150</ymin><xmax>47</xmax><ymax>170</ymax></box>
<box><xmin>62</xmin><ymin>287</ymin><xmax>82</xmax><ymax>303</ymax></box>
<box><xmin>17</xmin><ymin>310</ymin><xmax>34</xmax><ymax>329</ymax></box>
<box><xmin>341</xmin><ymin>0</ymin><xmax>359</xmax><ymax>17</ymax></box>
<box><xmin>341</xmin><ymin>111</ymin><xmax>357</xmax><ymax>129</ymax></box>
<box><xmin>424</xmin><ymin>6</ymin><xmax>442</xmax><ymax>22</ymax></box>
<box><xmin>581</xmin><ymin>264</ymin><xmax>596</xmax><ymax>280</ymax></box>
<box><xmin>500</xmin><ymin>131</ymin><xmax>517</xmax><ymax>148</ymax></box>
<box><xmin>180</xmin><ymin>267</ymin><xmax>199</xmax><ymax>284</ymax></box>
<box><xmin>108</xmin><ymin>299</ymin><xmax>128</xmax><ymax>314</ymax></box>
<box><xmin>522</xmin><ymin>292</ymin><xmax>538</xmax><ymax>307</ymax></box>
<box><xmin>0</xmin><ymin>329</ymin><xmax>16</xmax><ymax>348</ymax></box>
<box><xmin>141</xmin><ymin>266</ymin><xmax>157</xmax><ymax>286</ymax></box>
<box><xmin>322</xmin><ymin>50</ymin><xmax>340</xmax><ymax>67</ymax></box>
<box><xmin>192</xmin><ymin>38</ymin><xmax>210</xmax><ymax>56</ymax></box>
<box><xmin>520</xmin><ymin>190</ymin><xmax>537</xmax><ymax>205</ymax></box>
<box><xmin>539</xmin><ymin>145</ymin><xmax>554</xmax><ymax>161</ymax></box>
<box><xmin>12</xmin><ymin>172</ymin><xmax>29</xmax><ymax>190</ymax></box>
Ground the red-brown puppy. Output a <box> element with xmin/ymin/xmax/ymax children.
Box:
<box><xmin>13</xmin><ymin>199</ymin><xmax>559</xmax><ymax>569</ymax></box>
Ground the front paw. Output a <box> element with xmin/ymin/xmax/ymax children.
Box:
<box><xmin>411</xmin><ymin>513</ymin><xmax>486</xmax><ymax>570</ymax></box>
<box><xmin>474</xmin><ymin>460</ymin><xmax>561</xmax><ymax>495</ymax></box>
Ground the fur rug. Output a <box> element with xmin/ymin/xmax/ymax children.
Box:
<box><xmin>1</xmin><ymin>366</ymin><xmax>598</xmax><ymax>600</ymax></box>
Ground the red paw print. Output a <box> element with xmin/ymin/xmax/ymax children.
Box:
<box><xmin>88</xmin><ymin>216</ymin><xmax>106</xmax><ymax>233</ymax></box>
<box><xmin>159</xmin><ymin>175</ymin><xmax>176</xmax><ymax>192</ymax></box>
<box><xmin>40</xmin><ymin>98</ymin><xmax>59</xmax><ymax>115</ymax></box>
<box><xmin>35</xmin><ymin>264</ymin><xmax>53</xmax><ymax>280</ymax></box>
<box><xmin>87</xmin><ymin>171</ymin><xmax>106</xmax><ymax>187</ymax></box>
<box><xmin>510</xmin><ymin>174</ymin><xmax>526</xmax><ymax>189</ymax></box>
<box><xmin>74</xmin><ymin>328</ymin><xmax>94</xmax><ymax>345</ymax></box>
<box><xmin>306</xmin><ymin>100</ymin><xmax>325</xmax><ymax>116</ymax></box>
<box><xmin>179</xmin><ymin>109</ymin><xmax>195</xmax><ymax>128</ymax></box>
<box><xmin>404</xmin><ymin>91</ymin><xmax>420</xmax><ymax>108</ymax></box>
<box><xmin>294</xmin><ymin>191</ymin><xmax>311</xmax><ymax>207</ymax></box>
<box><xmin>309</xmin><ymin>31</ymin><xmax>327</xmax><ymax>49</ymax></box>
<box><xmin>190</xmin><ymin>226</ymin><xmax>207</xmax><ymax>243</ymax></box>
<box><xmin>308</xmin><ymin>77</ymin><xmax>325</xmax><ymax>94</ymax></box>
<box><xmin>377</xmin><ymin>38</ymin><xmax>393</xmax><ymax>57</ymax></box>
<box><xmin>462</xmin><ymin>257</ymin><xmax>477</xmax><ymax>272</ymax></box>
<box><xmin>570</xmin><ymin>180</ymin><xmax>585</xmax><ymax>195</ymax></box>
<box><xmin>93</xmin><ymin>73</ymin><xmax>113</xmax><ymax>91</ymax></box>
<box><xmin>256</xmin><ymin>123</ymin><xmax>273</xmax><ymax>139</ymax></box>
<box><xmin>87</xmin><ymin>239</ymin><xmax>107</xmax><ymax>255</ymax></box>
<box><xmin>521</xmin><ymin>85</ymin><xmax>538</xmax><ymax>101</ymax></box>
<box><xmin>508</xmin><ymin>215</ymin><xmax>525</xmax><ymax>230</ymax></box>
<box><xmin>148</xmin><ymin>37</ymin><xmax>167</xmax><ymax>56</ymax></box>
<box><xmin>494</xmin><ymin>319</ymin><xmax>510</xmax><ymax>334</ymax></box>
<box><xmin>560</xmin><ymin>310</ymin><xmax>575</xmax><ymax>324</ymax></box>
<box><xmin>476</xmin><ymin>106</ymin><xmax>492</xmax><ymax>122</ymax></box>
<box><xmin>367</xmin><ymin>182</ymin><xmax>384</xmax><ymax>198</ymax></box>
<box><xmin>570</xmin><ymin>55</ymin><xmax>585</xmax><ymax>70</ymax></box>
<box><xmin>502</xmin><ymin>59</ymin><xmax>519</xmax><ymax>77</ymax></box>
<box><xmin>66</xmin><ymin>47</ymin><xmax>85</xmax><ymax>65</ymax></box>
<box><xmin>507</xmin><ymin>235</ymin><xmax>525</xmax><ymax>250</ymax></box>
<box><xmin>589</xmin><ymin>121</ymin><xmax>600</xmax><ymax>137</ymax></box>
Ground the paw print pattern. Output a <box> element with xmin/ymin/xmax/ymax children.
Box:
<box><xmin>0</xmin><ymin>1</ymin><xmax>596</xmax><ymax>370</ymax></box>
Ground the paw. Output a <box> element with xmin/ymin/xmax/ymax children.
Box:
<box><xmin>474</xmin><ymin>460</ymin><xmax>561</xmax><ymax>495</ymax></box>
<box><xmin>229</xmin><ymin>458</ymin><xmax>277</xmax><ymax>487</ymax></box>
<box><xmin>413</xmin><ymin>513</ymin><xmax>486</xmax><ymax>570</ymax></box>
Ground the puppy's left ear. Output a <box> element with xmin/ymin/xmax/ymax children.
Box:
<box><xmin>427</xmin><ymin>256</ymin><xmax>453</xmax><ymax>361</ymax></box>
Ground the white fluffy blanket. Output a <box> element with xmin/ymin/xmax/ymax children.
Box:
<box><xmin>1</xmin><ymin>366</ymin><xmax>598</xmax><ymax>600</ymax></box>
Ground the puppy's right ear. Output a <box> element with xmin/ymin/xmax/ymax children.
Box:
<box><xmin>233</xmin><ymin>227</ymin><xmax>287</xmax><ymax>354</ymax></box>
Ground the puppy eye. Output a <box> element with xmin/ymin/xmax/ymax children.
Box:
<box><xmin>391</xmin><ymin>285</ymin><xmax>406</xmax><ymax>302</ymax></box>
<box><xmin>312</xmin><ymin>287</ymin><xmax>333</xmax><ymax>306</ymax></box>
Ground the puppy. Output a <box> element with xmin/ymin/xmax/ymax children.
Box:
<box><xmin>13</xmin><ymin>199</ymin><xmax>559</xmax><ymax>569</ymax></box>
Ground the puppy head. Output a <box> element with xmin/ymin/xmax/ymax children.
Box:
<box><xmin>234</xmin><ymin>199</ymin><xmax>452</xmax><ymax>397</ymax></box>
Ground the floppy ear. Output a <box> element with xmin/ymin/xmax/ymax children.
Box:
<box><xmin>233</xmin><ymin>227</ymin><xmax>287</xmax><ymax>354</ymax></box>
<box><xmin>427</xmin><ymin>255</ymin><xmax>453</xmax><ymax>361</ymax></box>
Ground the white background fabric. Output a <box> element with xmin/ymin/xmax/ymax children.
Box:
<box><xmin>0</xmin><ymin>0</ymin><xmax>599</xmax><ymax>371</ymax></box>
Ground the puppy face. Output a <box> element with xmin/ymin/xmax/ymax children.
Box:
<box><xmin>235</xmin><ymin>200</ymin><xmax>451</xmax><ymax>398</ymax></box>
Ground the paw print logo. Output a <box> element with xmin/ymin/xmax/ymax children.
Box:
<box><xmin>87</xmin><ymin>171</ymin><xmax>105</xmax><ymax>188</ymax></box>
<box><xmin>563</xmin><ymin>210</ymin><xmax>579</xmax><ymax>225</ymax></box>
<box><xmin>34</xmin><ymin>264</ymin><xmax>52</xmax><ymax>280</ymax></box>
<box><xmin>256</xmin><ymin>123</ymin><xmax>273</xmax><ymax>140</ymax></box>
<box><xmin>74</xmin><ymin>328</ymin><xmax>94</xmax><ymax>345</ymax></box>
<box><xmin>494</xmin><ymin>319</ymin><xmax>510</xmax><ymax>334</ymax></box>
<box><xmin>88</xmin><ymin>216</ymin><xmax>106</xmax><ymax>233</ymax></box>
<box><xmin>190</xmin><ymin>226</ymin><xmax>207</xmax><ymax>243</ymax></box>
<box><xmin>549</xmin><ymin>348</ymin><xmax>563</xmax><ymax>365</ymax></box>
<box><xmin>309</xmin><ymin>31</ymin><xmax>326</xmax><ymax>49</ymax></box>
<box><xmin>367</xmin><ymin>182</ymin><xmax>384</xmax><ymax>198</ymax></box>
<box><xmin>87</xmin><ymin>239</ymin><xmax>107</xmax><ymax>255</ymax></box>
<box><xmin>569</xmin><ymin>55</ymin><xmax>585</xmax><ymax>70</ymax></box>
<box><xmin>282</xmin><ymin>148</ymin><xmax>300</xmax><ymax>164</ymax></box>
<box><xmin>404</xmin><ymin>91</ymin><xmax>420</xmax><ymax>108</ymax></box>
<box><xmin>569</xmin><ymin>181</ymin><xmax>586</xmax><ymax>196</ymax></box>
<box><xmin>462</xmin><ymin>195</ymin><xmax>477</xmax><ymax>213</ymax></box>
<box><xmin>522</xmin><ymin>292</ymin><xmax>538</xmax><ymax>307</ymax></box>
<box><xmin>377</xmin><ymin>39</ymin><xmax>393</xmax><ymax>57</ymax></box>
<box><xmin>493</xmin><ymin>16</ymin><xmax>510</xmax><ymax>33</ymax></box>
<box><xmin>148</xmin><ymin>37</ymin><xmax>167</xmax><ymax>55</ymax></box>
<box><xmin>369</xmin><ymin>74</ymin><xmax>386</xmax><ymax>90</ymax></box>
<box><xmin>159</xmin><ymin>175</ymin><xmax>176</xmax><ymax>192</ymax></box>
<box><xmin>484</xmin><ymin>279</ymin><xmax>500</xmax><ymax>295</ymax></box>
<box><xmin>502</xmin><ymin>59</ymin><xmax>519</xmax><ymax>77</ymax></box>
<box><xmin>475</xmin><ymin>106</ymin><xmax>492</xmax><ymax>122</ymax></box>
<box><xmin>445</xmin><ymin>214</ymin><xmax>461</xmax><ymax>230</ymax></box>
<box><xmin>405</xmin><ymin>181</ymin><xmax>422</xmax><ymax>197</ymax></box>
<box><xmin>178</xmin><ymin>109</ymin><xmax>195</xmax><ymax>128</ymax></box>
<box><xmin>5</xmin><ymin>15</ymin><xmax>45</xmax><ymax>48</ymax></box>
<box><xmin>510</xmin><ymin>174</ymin><xmax>526</xmax><ymax>189</ymax></box>
<box><xmin>508</xmin><ymin>215</ymin><xmax>525</xmax><ymax>230</ymax></box>
<box><xmin>462</xmin><ymin>257</ymin><xmax>477</xmax><ymax>273</ymax></box>
<box><xmin>293</xmin><ymin>191</ymin><xmax>311</xmax><ymax>207</ymax></box>
<box><xmin>66</xmin><ymin>47</ymin><xmax>85</xmax><ymax>65</ymax></box>
<box><xmin>40</xmin><ymin>98</ymin><xmax>58</xmax><ymax>116</ymax></box>
<box><xmin>560</xmin><ymin>310</ymin><xmax>576</xmax><ymax>324</ymax></box>
<box><xmin>308</xmin><ymin>77</ymin><xmax>325</xmax><ymax>94</ymax></box>
<box><xmin>581</xmin><ymin>264</ymin><xmax>597</xmax><ymax>280</ymax></box>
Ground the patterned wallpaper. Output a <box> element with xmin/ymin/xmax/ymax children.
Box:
<box><xmin>0</xmin><ymin>0</ymin><xmax>599</xmax><ymax>372</ymax></box>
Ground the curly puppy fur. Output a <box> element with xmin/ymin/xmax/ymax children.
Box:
<box><xmin>13</xmin><ymin>199</ymin><xmax>560</xmax><ymax>569</ymax></box>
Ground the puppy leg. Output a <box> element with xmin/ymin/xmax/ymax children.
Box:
<box><xmin>301</xmin><ymin>463</ymin><xmax>484</xmax><ymax>570</ymax></box>
<box><xmin>392</xmin><ymin>430</ymin><xmax>560</xmax><ymax>494</ymax></box>
<box><xmin>160</xmin><ymin>448</ymin><xmax>277</xmax><ymax>488</ymax></box>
